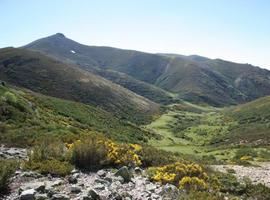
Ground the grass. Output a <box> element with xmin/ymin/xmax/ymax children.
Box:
<box><xmin>0</xmin><ymin>84</ymin><xmax>153</xmax><ymax>147</ymax></box>
<box><xmin>146</xmin><ymin>99</ymin><xmax>270</xmax><ymax>163</ymax></box>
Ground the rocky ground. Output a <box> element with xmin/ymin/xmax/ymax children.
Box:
<box><xmin>211</xmin><ymin>162</ymin><xmax>270</xmax><ymax>187</ymax></box>
<box><xmin>3</xmin><ymin>167</ymin><xmax>180</xmax><ymax>200</ymax></box>
<box><xmin>0</xmin><ymin>146</ymin><xmax>27</xmax><ymax>160</ymax></box>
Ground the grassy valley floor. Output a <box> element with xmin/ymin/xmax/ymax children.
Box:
<box><xmin>145</xmin><ymin>102</ymin><xmax>270</xmax><ymax>164</ymax></box>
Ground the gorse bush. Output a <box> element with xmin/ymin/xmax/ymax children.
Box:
<box><xmin>178</xmin><ymin>190</ymin><xmax>225</xmax><ymax>200</ymax></box>
<box><xmin>179</xmin><ymin>176</ymin><xmax>208</xmax><ymax>191</ymax></box>
<box><xmin>71</xmin><ymin>135</ymin><xmax>142</xmax><ymax>170</ymax></box>
<box><xmin>106</xmin><ymin>142</ymin><xmax>142</xmax><ymax>167</ymax></box>
<box><xmin>0</xmin><ymin>159</ymin><xmax>18</xmax><ymax>194</ymax></box>
<box><xmin>148</xmin><ymin>162</ymin><xmax>208</xmax><ymax>189</ymax></box>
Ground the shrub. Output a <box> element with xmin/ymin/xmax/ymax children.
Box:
<box><xmin>138</xmin><ymin>145</ymin><xmax>177</xmax><ymax>167</ymax></box>
<box><xmin>179</xmin><ymin>190</ymin><xmax>225</xmax><ymax>200</ymax></box>
<box><xmin>24</xmin><ymin>139</ymin><xmax>73</xmax><ymax>176</ymax></box>
<box><xmin>213</xmin><ymin>172</ymin><xmax>247</xmax><ymax>195</ymax></box>
<box><xmin>246</xmin><ymin>183</ymin><xmax>270</xmax><ymax>200</ymax></box>
<box><xmin>234</xmin><ymin>147</ymin><xmax>257</xmax><ymax>160</ymax></box>
<box><xmin>106</xmin><ymin>142</ymin><xmax>142</xmax><ymax>167</ymax></box>
<box><xmin>72</xmin><ymin>136</ymin><xmax>108</xmax><ymax>170</ymax></box>
<box><xmin>179</xmin><ymin>176</ymin><xmax>208</xmax><ymax>191</ymax></box>
<box><xmin>24</xmin><ymin>159</ymin><xmax>73</xmax><ymax>176</ymax></box>
<box><xmin>0</xmin><ymin>159</ymin><xmax>18</xmax><ymax>194</ymax></box>
<box><xmin>148</xmin><ymin>162</ymin><xmax>208</xmax><ymax>187</ymax></box>
<box><xmin>72</xmin><ymin>135</ymin><xmax>142</xmax><ymax>170</ymax></box>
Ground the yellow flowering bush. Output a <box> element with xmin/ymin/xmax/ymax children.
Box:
<box><xmin>179</xmin><ymin>176</ymin><xmax>208</xmax><ymax>191</ymax></box>
<box><xmin>148</xmin><ymin>162</ymin><xmax>208</xmax><ymax>187</ymax></box>
<box><xmin>106</xmin><ymin>141</ymin><xmax>142</xmax><ymax>167</ymax></box>
<box><xmin>72</xmin><ymin>135</ymin><xmax>142</xmax><ymax>170</ymax></box>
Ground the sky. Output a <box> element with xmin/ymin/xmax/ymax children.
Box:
<box><xmin>1</xmin><ymin>0</ymin><xmax>270</xmax><ymax>69</ymax></box>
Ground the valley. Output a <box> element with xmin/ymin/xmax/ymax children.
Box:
<box><xmin>1</xmin><ymin>34</ymin><xmax>270</xmax><ymax>199</ymax></box>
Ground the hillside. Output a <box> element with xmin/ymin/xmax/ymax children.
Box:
<box><xmin>0</xmin><ymin>84</ymin><xmax>154</xmax><ymax>147</ymax></box>
<box><xmin>90</xmin><ymin>67</ymin><xmax>179</xmax><ymax>105</ymax></box>
<box><xmin>0</xmin><ymin>47</ymin><xmax>159</xmax><ymax>124</ymax></box>
<box><xmin>23</xmin><ymin>33</ymin><xmax>270</xmax><ymax>106</ymax></box>
<box><xmin>219</xmin><ymin>96</ymin><xmax>270</xmax><ymax>146</ymax></box>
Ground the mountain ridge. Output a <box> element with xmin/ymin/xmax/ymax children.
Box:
<box><xmin>23</xmin><ymin>33</ymin><xmax>270</xmax><ymax>106</ymax></box>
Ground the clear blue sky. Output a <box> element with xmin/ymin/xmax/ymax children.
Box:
<box><xmin>1</xmin><ymin>0</ymin><xmax>270</xmax><ymax>69</ymax></box>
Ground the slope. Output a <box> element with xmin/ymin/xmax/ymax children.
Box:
<box><xmin>0</xmin><ymin>84</ymin><xmax>154</xmax><ymax>147</ymax></box>
<box><xmin>0</xmin><ymin>47</ymin><xmax>159</xmax><ymax>124</ymax></box>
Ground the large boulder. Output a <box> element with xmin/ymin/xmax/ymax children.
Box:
<box><xmin>88</xmin><ymin>189</ymin><xmax>100</xmax><ymax>200</ymax></box>
<box><xmin>115</xmin><ymin>166</ymin><xmax>132</xmax><ymax>182</ymax></box>
<box><xmin>51</xmin><ymin>193</ymin><xmax>70</xmax><ymax>200</ymax></box>
<box><xmin>20</xmin><ymin>189</ymin><xmax>36</xmax><ymax>200</ymax></box>
<box><xmin>70</xmin><ymin>185</ymin><xmax>82</xmax><ymax>194</ymax></box>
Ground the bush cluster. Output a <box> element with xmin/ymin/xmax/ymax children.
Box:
<box><xmin>147</xmin><ymin>162</ymin><xmax>208</xmax><ymax>190</ymax></box>
<box><xmin>70</xmin><ymin>135</ymin><xmax>143</xmax><ymax>170</ymax></box>
<box><xmin>24</xmin><ymin>139</ymin><xmax>73</xmax><ymax>176</ymax></box>
<box><xmin>0</xmin><ymin>159</ymin><xmax>18</xmax><ymax>194</ymax></box>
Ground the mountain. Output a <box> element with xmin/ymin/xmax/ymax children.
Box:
<box><xmin>0</xmin><ymin>47</ymin><xmax>159</xmax><ymax>124</ymax></box>
<box><xmin>0</xmin><ymin>84</ymin><xmax>153</xmax><ymax>147</ymax></box>
<box><xmin>23</xmin><ymin>33</ymin><xmax>270</xmax><ymax>106</ymax></box>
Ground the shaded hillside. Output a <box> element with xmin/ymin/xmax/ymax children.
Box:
<box><xmin>89</xmin><ymin>67</ymin><xmax>179</xmax><ymax>105</ymax></box>
<box><xmin>0</xmin><ymin>84</ymin><xmax>153</xmax><ymax>147</ymax></box>
<box><xmin>23</xmin><ymin>33</ymin><xmax>270</xmax><ymax>106</ymax></box>
<box><xmin>0</xmin><ymin>48</ymin><xmax>159</xmax><ymax>124</ymax></box>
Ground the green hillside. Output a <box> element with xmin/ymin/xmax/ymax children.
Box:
<box><xmin>218</xmin><ymin>96</ymin><xmax>270</xmax><ymax>146</ymax></box>
<box><xmin>0</xmin><ymin>47</ymin><xmax>159</xmax><ymax>124</ymax></box>
<box><xmin>0</xmin><ymin>84</ymin><xmax>153</xmax><ymax>147</ymax></box>
<box><xmin>90</xmin><ymin>67</ymin><xmax>179</xmax><ymax>105</ymax></box>
<box><xmin>23</xmin><ymin>33</ymin><xmax>270</xmax><ymax>106</ymax></box>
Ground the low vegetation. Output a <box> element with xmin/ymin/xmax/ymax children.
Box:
<box><xmin>0</xmin><ymin>85</ymin><xmax>153</xmax><ymax>147</ymax></box>
<box><xmin>0</xmin><ymin>159</ymin><xmax>18</xmax><ymax>194</ymax></box>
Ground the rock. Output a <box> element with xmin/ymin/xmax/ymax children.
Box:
<box><xmin>73</xmin><ymin>173</ymin><xmax>80</xmax><ymax>179</ymax></box>
<box><xmin>134</xmin><ymin>167</ymin><xmax>143</xmax><ymax>174</ymax></box>
<box><xmin>51</xmin><ymin>179</ymin><xmax>64</xmax><ymax>187</ymax></box>
<box><xmin>115</xmin><ymin>166</ymin><xmax>132</xmax><ymax>182</ymax></box>
<box><xmin>20</xmin><ymin>189</ymin><xmax>36</xmax><ymax>200</ymax></box>
<box><xmin>68</xmin><ymin>175</ymin><xmax>78</xmax><ymax>184</ymax></box>
<box><xmin>162</xmin><ymin>184</ymin><xmax>179</xmax><ymax>199</ymax></box>
<box><xmin>35</xmin><ymin>193</ymin><xmax>48</xmax><ymax>200</ymax></box>
<box><xmin>82</xmin><ymin>195</ymin><xmax>91</xmax><ymax>200</ymax></box>
<box><xmin>93</xmin><ymin>183</ymin><xmax>105</xmax><ymax>190</ymax></box>
<box><xmin>94</xmin><ymin>178</ymin><xmax>110</xmax><ymax>186</ymax></box>
<box><xmin>88</xmin><ymin>189</ymin><xmax>100</xmax><ymax>200</ymax></box>
<box><xmin>104</xmin><ymin>177</ymin><xmax>112</xmax><ymax>183</ymax></box>
<box><xmin>70</xmin><ymin>186</ymin><xmax>82</xmax><ymax>194</ymax></box>
<box><xmin>21</xmin><ymin>182</ymin><xmax>45</xmax><ymax>193</ymax></box>
<box><xmin>51</xmin><ymin>193</ymin><xmax>70</xmax><ymax>200</ymax></box>
<box><xmin>146</xmin><ymin>183</ymin><xmax>157</xmax><ymax>192</ymax></box>
<box><xmin>71</xmin><ymin>169</ymin><xmax>79</xmax><ymax>174</ymax></box>
<box><xmin>97</xmin><ymin>170</ymin><xmax>106</xmax><ymax>177</ymax></box>
<box><xmin>21</xmin><ymin>171</ymin><xmax>42</xmax><ymax>178</ymax></box>
<box><xmin>113</xmin><ymin>193</ymin><xmax>123</xmax><ymax>200</ymax></box>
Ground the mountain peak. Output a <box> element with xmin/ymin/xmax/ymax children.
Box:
<box><xmin>54</xmin><ymin>33</ymin><xmax>66</xmax><ymax>38</ymax></box>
